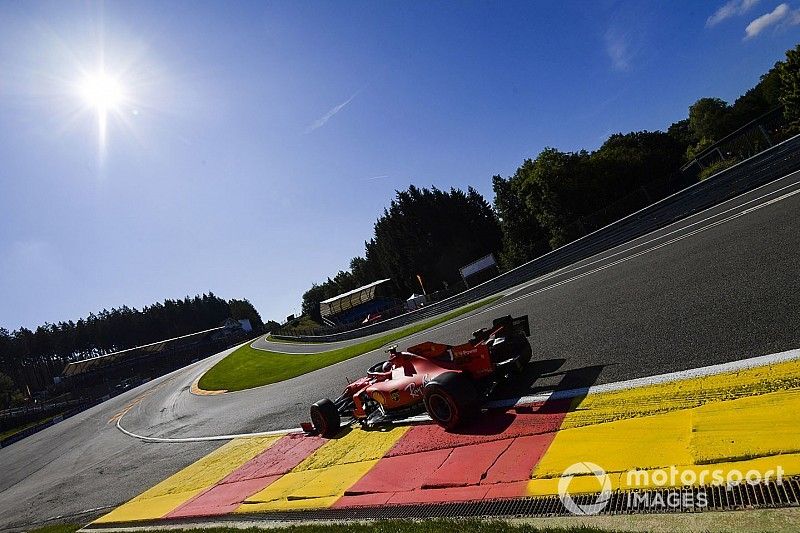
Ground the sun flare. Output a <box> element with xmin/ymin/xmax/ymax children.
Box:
<box><xmin>79</xmin><ymin>71</ymin><xmax>124</xmax><ymax>112</ymax></box>
<box><xmin>77</xmin><ymin>69</ymin><xmax>128</xmax><ymax>159</ymax></box>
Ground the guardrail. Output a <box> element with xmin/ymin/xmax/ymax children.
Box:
<box><xmin>0</xmin><ymin>398</ymin><xmax>102</xmax><ymax>448</ymax></box>
<box><xmin>273</xmin><ymin>133</ymin><xmax>800</xmax><ymax>343</ymax></box>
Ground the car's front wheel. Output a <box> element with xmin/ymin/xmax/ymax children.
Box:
<box><xmin>310</xmin><ymin>398</ymin><xmax>340</xmax><ymax>437</ymax></box>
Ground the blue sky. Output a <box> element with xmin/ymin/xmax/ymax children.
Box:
<box><xmin>0</xmin><ymin>0</ymin><xmax>798</xmax><ymax>330</ymax></box>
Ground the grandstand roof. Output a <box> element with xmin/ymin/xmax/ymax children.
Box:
<box><xmin>320</xmin><ymin>279</ymin><xmax>391</xmax><ymax>318</ymax></box>
<box><xmin>61</xmin><ymin>326</ymin><xmax>224</xmax><ymax>377</ymax></box>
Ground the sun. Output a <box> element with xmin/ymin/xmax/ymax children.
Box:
<box><xmin>79</xmin><ymin>71</ymin><xmax>124</xmax><ymax>112</ymax></box>
<box><xmin>77</xmin><ymin>69</ymin><xmax>128</xmax><ymax>159</ymax></box>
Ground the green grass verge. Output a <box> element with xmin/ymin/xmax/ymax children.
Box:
<box><xmin>0</xmin><ymin>412</ymin><xmax>64</xmax><ymax>441</ymax></box>
<box><xmin>265</xmin><ymin>334</ymin><xmax>308</xmax><ymax>344</ymax></box>
<box><xmin>198</xmin><ymin>296</ymin><xmax>502</xmax><ymax>392</ymax></box>
<box><xmin>25</xmin><ymin>522</ymin><xmax>616</xmax><ymax>533</ymax></box>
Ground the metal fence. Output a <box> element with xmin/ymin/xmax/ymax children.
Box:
<box><xmin>682</xmin><ymin>107</ymin><xmax>789</xmax><ymax>174</ymax></box>
<box><xmin>273</xmin><ymin>133</ymin><xmax>800</xmax><ymax>343</ymax></box>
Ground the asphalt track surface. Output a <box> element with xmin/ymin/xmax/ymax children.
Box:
<box><xmin>1</xmin><ymin>170</ymin><xmax>800</xmax><ymax>531</ymax></box>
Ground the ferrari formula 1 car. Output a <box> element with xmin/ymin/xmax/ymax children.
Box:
<box><xmin>306</xmin><ymin>314</ymin><xmax>532</xmax><ymax>437</ymax></box>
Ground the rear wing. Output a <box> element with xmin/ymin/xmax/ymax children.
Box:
<box><xmin>512</xmin><ymin>315</ymin><xmax>531</xmax><ymax>337</ymax></box>
<box><xmin>492</xmin><ymin>314</ymin><xmax>531</xmax><ymax>337</ymax></box>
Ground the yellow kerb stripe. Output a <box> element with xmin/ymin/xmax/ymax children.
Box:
<box><xmin>94</xmin><ymin>436</ymin><xmax>281</xmax><ymax>523</ymax></box>
<box><xmin>528</xmin><ymin>374</ymin><xmax>800</xmax><ymax>495</ymax></box>
<box><xmin>238</xmin><ymin>426</ymin><xmax>409</xmax><ymax>512</ymax></box>
<box><xmin>560</xmin><ymin>359</ymin><xmax>800</xmax><ymax>430</ymax></box>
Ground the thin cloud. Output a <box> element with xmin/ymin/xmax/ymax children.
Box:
<box><xmin>304</xmin><ymin>90</ymin><xmax>360</xmax><ymax>134</ymax></box>
<box><xmin>706</xmin><ymin>0</ymin><xmax>760</xmax><ymax>27</ymax></box>
<box><xmin>745</xmin><ymin>3</ymin><xmax>789</xmax><ymax>39</ymax></box>
<box><xmin>785</xmin><ymin>6</ymin><xmax>800</xmax><ymax>25</ymax></box>
<box><xmin>604</xmin><ymin>29</ymin><xmax>631</xmax><ymax>71</ymax></box>
<box><xmin>362</xmin><ymin>174</ymin><xmax>390</xmax><ymax>181</ymax></box>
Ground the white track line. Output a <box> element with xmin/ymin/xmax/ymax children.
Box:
<box><xmin>115</xmin><ymin>417</ymin><xmax>302</xmax><ymax>443</ymax></box>
<box><xmin>498</xmin><ymin>176</ymin><xmax>800</xmax><ymax>301</ymax></box>
<box><xmin>118</xmin><ymin>347</ymin><xmax>800</xmax><ymax>443</ymax></box>
<box><xmin>436</xmin><ymin>184</ymin><xmax>800</xmax><ymax>328</ymax></box>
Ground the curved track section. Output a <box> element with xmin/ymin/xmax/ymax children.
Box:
<box><xmin>2</xmin><ymin>171</ymin><xmax>800</xmax><ymax>530</ymax></box>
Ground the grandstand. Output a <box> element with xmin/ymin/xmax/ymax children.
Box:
<box><xmin>319</xmin><ymin>279</ymin><xmax>398</xmax><ymax>326</ymax></box>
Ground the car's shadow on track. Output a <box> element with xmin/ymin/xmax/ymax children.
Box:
<box><xmin>448</xmin><ymin>410</ymin><xmax>518</xmax><ymax>436</ymax></box>
<box><xmin>531</xmin><ymin>363</ymin><xmax>606</xmax><ymax>414</ymax></box>
<box><xmin>495</xmin><ymin>358</ymin><xmax>607</xmax><ymax>400</ymax></box>
<box><xmin>453</xmin><ymin>360</ymin><xmax>608</xmax><ymax>436</ymax></box>
<box><xmin>496</xmin><ymin>357</ymin><xmax>568</xmax><ymax>396</ymax></box>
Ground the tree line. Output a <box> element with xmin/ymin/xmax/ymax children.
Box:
<box><xmin>0</xmin><ymin>293</ymin><xmax>274</xmax><ymax>405</ymax></box>
<box><xmin>300</xmin><ymin>44</ymin><xmax>800</xmax><ymax>323</ymax></box>
<box><xmin>301</xmin><ymin>186</ymin><xmax>502</xmax><ymax>322</ymax></box>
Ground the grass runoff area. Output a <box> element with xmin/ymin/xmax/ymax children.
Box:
<box><xmin>198</xmin><ymin>296</ymin><xmax>501</xmax><ymax>392</ymax></box>
<box><xmin>28</xmin><ymin>510</ymin><xmax>800</xmax><ymax>533</ymax></box>
<box><xmin>25</xmin><ymin>523</ymin><xmax>624</xmax><ymax>533</ymax></box>
<box><xmin>0</xmin><ymin>412</ymin><xmax>64</xmax><ymax>441</ymax></box>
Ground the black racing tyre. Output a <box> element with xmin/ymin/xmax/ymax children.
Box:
<box><xmin>423</xmin><ymin>372</ymin><xmax>479</xmax><ymax>430</ymax></box>
<box><xmin>310</xmin><ymin>398</ymin><xmax>340</xmax><ymax>437</ymax></box>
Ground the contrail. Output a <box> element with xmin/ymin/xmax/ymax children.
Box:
<box><xmin>304</xmin><ymin>90</ymin><xmax>360</xmax><ymax>133</ymax></box>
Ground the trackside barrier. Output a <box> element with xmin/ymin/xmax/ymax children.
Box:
<box><xmin>274</xmin><ymin>133</ymin><xmax>800</xmax><ymax>343</ymax></box>
<box><xmin>0</xmin><ymin>399</ymin><xmax>101</xmax><ymax>448</ymax></box>
<box><xmin>0</xmin><ymin>398</ymin><xmax>86</xmax><ymax>421</ymax></box>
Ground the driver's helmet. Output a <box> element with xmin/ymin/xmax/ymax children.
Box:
<box><xmin>381</xmin><ymin>361</ymin><xmax>392</xmax><ymax>372</ymax></box>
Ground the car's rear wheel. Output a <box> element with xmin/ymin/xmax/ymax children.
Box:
<box><xmin>423</xmin><ymin>372</ymin><xmax>478</xmax><ymax>430</ymax></box>
<box><xmin>310</xmin><ymin>398</ymin><xmax>340</xmax><ymax>437</ymax></box>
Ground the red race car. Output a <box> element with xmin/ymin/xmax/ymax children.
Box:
<box><xmin>306</xmin><ymin>315</ymin><xmax>532</xmax><ymax>437</ymax></box>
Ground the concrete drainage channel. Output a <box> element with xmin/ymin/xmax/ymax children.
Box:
<box><xmin>83</xmin><ymin>476</ymin><xmax>800</xmax><ymax>529</ymax></box>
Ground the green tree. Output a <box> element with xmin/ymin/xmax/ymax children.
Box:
<box><xmin>780</xmin><ymin>44</ymin><xmax>800</xmax><ymax>132</ymax></box>
<box><xmin>366</xmin><ymin>186</ymin><xmax>502</xmax><ymax>294</ymax></box>
<box><xmin>592</xmin><ymin>131</ymin><xmax>683</xmax><ymax>195</ymax></box>
<box><xmin>513</xmin><ymin>147</ymin><xmax>596</xmax><ymax>248</ymax></box>
<box><xmin>0</xmin><ymin>293</ymin><xmax>277</xmax><ymax>393</ymax></box>
<box><xmin>686</xmin><ymin>136</ymin><xmax>715</xmax><ymax>161</ymax></box>
<box><xmin>495</xmin><ymin>132</ymin><xmax>683</xmax><ymax>251</ymax></box>
<box><xmin>301</xmin><ymin>283</ymin><xmax>329</xmax><ymax>323</ymax></box>
<box><xmin>731</xmin><ymin>64</ymin><xmax>782</xmax><ymax>125</ymax></box>
<box><xmin>0</xmin><ymin>372</ymin><xmax>21</xmax><ymax>409</ymax></box>
<box><xmin>349</xmin><ymin>256</ymin><xmax>383</xmax><ymax>287</ymax></box>
<box><xmin>667</xmin><ymin>119</ymin><xmax>696</xmax><ymax>156</ymax></box>
<box><xmin>688</xmin><ymin>97</ymin><xmax>731</xmax><ymax>143</ymax></box>
<box><xmin>228</xmin><ymin>299</ymin><xmax>265</xmax><ymax>332</ymax></box>
<box><xmin>492</xmin><ymin>168</ymin><xmax>550</xmax><ymax>268</ymax></box>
